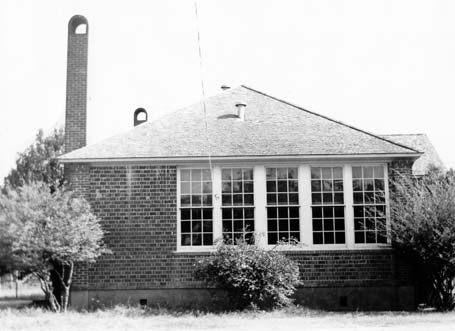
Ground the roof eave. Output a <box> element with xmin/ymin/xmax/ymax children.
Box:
<box><xmin>59</xmin><ymin>152</ymin><xmax>422</xmax><ymax>164</ymax></box>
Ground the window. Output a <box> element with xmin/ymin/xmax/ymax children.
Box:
<box><xmin>352</xmin><ymin>166</ymin><xmax>387</xmax><ymax>244</ymax></box>
<box><xmin>311</xmin><ymin>167</ymin><xmax>345</xmax><ymax>244</ymax></box>
<box><xmin>221</xmin><ymin>168</ymin><xmax>254</xmax><ymax>243</ymax></box>
<box><xmin>180</xmin><ymin>169</ymin><xmax>213</xmax><ymax>246</ymax></box>
<box><xmin>266</xmin><ymin>167</ymin><xmax>300</xmax><ymax>244</ymax></box>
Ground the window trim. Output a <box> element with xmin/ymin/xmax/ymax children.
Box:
<box><xmin>352</xmin><ymin>163</ymin><xmax>391</xmax><ymax>248</ymax></box>
<box><xmin>176</xmin><ymin>166</ymin><xmax>216</xmax><ymax>252</ymax></box>
<box><xmin>175</xmin><ymin>162</ymin><xmax>392</xmax><ymax>253</ymax></box>
<box><xmin>220</xmin><ymin>166</ymin><xmax>256</xmax><ymax>243</ymax></box>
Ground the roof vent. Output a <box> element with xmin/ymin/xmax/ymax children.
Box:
<box><xmin>235</xmin><ymin>103</ymin><xmax>246</xmax><ymax>121</ymax></box>
<box><xmin>134</xmin><ymin>108</ymin><xmax>148</xmax><ymax>126</ymax></box>
<box><xmin>221</xmin><ymin>85</ymin><xmax>231</xmax><ymax>91</ymax></box>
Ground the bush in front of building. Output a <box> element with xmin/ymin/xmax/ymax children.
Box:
<box><xmin>195</xmin><ymin>241</ymin><xmax>301</xmax><ymax>310</ymax></box>
<box><xmin>390</xmin><ymin>167</ymin><xmax>455</xmax><ymax>311</ymax></box>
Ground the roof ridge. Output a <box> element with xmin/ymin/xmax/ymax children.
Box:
<box><xmin>381</xmin><ymin>133</ymin><xmax>426</xmax><ymax>137</ymax></box>
<box><xmin>241</xmin><ymin>85</ymin><xmax>421</xmax><ymax>155</ymax></box>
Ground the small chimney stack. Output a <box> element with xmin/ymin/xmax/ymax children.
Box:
<box><xmin>134</xmin><ymin>108</ymin><xmax>148</xmax><ymax>126</ymax></box>
<box><xmin>235</xmin><ymin>103</ymin><xmax>246</xmax><ymax>121</ymax></box>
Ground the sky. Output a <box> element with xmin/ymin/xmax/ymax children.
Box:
<box><xmin>1</xmin><ymin>0</ymin><xmax>455</xmax><ymax>180</ymax></box>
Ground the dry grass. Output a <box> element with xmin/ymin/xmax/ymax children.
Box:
<box><xmin>1</xmin><ymin>305</ymin><xmax>455</xmax><ymax>331</ymax></box>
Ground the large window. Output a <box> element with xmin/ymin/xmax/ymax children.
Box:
<box><xmin>266</xmin><ymin>167</ymin><xmax>300</xmax><ymax>244</ymax></box>
<box><xmin>221</xmin><ymin>168</ymin><xmax>254</xmax><ymax>243</ymax></box>
<box><xmin>311</xmin><ymin>167</ymin><xmax>345</xmax><ymax>245</ymax></box>
<box><xmin>352</xmin><ymin>166</ymin><xmax>387</xmax><ymax>244</ymax></box>
<box><xmin>180</xmin><ymin>169</ymin><xmax>213</xmax><ymax>246</ymax></box>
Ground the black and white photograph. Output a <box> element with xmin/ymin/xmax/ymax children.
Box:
<box><xmin>1</xmin><ymin>1</ymin><xmax>455</xmax><ymax>330</ymax></box>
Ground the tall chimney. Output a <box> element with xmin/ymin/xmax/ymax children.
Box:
<box><xmin>65</xmin><ymin>15</ymin><xmax>89</xmax><ymax>153</ymax></box>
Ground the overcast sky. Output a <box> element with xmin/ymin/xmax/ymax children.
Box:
<box><xmin>1</xmin><ymin>0</ymin><xmax>455</xmax><ymax>180</ymax></box>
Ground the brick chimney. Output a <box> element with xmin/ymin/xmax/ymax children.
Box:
<box><xmin>65</xmin><ymin>15</ymin><xmax>89</xmax><ymax>153</ymax></box>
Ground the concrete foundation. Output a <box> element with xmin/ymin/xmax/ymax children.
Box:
<box><xmin>71</xmin><ymin>285</ymin><xmax>415</xmax><ymax>311</ymax></box>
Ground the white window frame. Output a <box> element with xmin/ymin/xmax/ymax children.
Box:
<box><xmin>309</xmin><ymin>165</ymin><xmax>347</xmax><ymax>247</ymax></box>
<box><xmin>175</xmin><ymin>162</ymin><xmax>392</xmax><ymax>253</ymax></box>
<box><xmin>220</xmin><ymin>166</ymin><xmax>256</xmax><ymax>243</ymax></box>
<box><xmin>351</xmin><ymin>163</ymin><xmax>391</xmax><ymax>248</ymax></box>
<box><xmin>176</xmin><ymin>166</ymin><xmax>216</xmax><ymax>252</ymax></box>
<box><xmin>264</xmin><ymin>166</ymin><xmax>301</xmax><ymax>247</ymax></box>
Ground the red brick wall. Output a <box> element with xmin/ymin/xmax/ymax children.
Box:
<box><xmin>68</xmin><ymin>163</ymin><xmax>413</xmax><ymax>291</ymax></box>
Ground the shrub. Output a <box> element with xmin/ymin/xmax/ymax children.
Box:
<box><xmin>194</xmin><ymin>241</ymin><xmax>301</xmax><ymax>310</ymax></box>
<box><xmin>390</xmin><ymin>168</ymin><xmax>455</xmax><ymax>310</ymax></box>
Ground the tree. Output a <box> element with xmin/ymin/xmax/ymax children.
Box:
<box><xmin>389</xmin><ymin>168</ymin><xmax>455</xmax><ymax>310</ymax></box>
<box><xmin>3</xmin><ymin>128</ymin><xmax>64</xmax><ymax>191</ymax></box>
<box><xmin>0</xmin><ymin>182</ymin><xmax>110</xmax><ymax>312</ymax></box>
<box><xmin>195</xmin><ymin>241</ymin><xmax>301</xmax><ymax>310</ymax></box>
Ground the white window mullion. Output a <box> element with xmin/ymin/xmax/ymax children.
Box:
<box><xmin>212</xmin><ymin>166</ymin><xmax>222</xmax><ymax>244</ymax></box>
<box><xmin>300</xmin><ymin>165</ymin><xmax>312</xmax><ymax>247</ymax></box>
<box><xmin>343</xmin><ymin>164</ymin><xmax>355</xmax><ymax>249</ymax></box>
<box><xmin>254</xmin><ymin>165</ymin><xmax>267</xmax><ymax>248</ymax></box>
<box><xmin>384</xmin><ymin>163</ymin><xmax>391</xmax><ymax>245</ymax></box>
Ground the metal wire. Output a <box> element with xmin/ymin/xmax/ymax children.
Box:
<box><xmin>193</xmin><ymin>1</ymin><xmax>214</xmax><ymax>182</ymax></box>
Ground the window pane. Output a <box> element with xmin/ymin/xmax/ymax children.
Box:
<box><xmin>191</xmin><ymin>169</ymin><xmax>201</xmax><ymax>181</ymax></box>
<box><xmin>244</xmin><ymin>181</ymin><xmax>253</xmax><ymax>193</ymax></box>
<box><xmin>181</xmin><ymin>169</ymin><xmax>191</xmax><ymax>181</ymax></box>
<box><xmin>353</xmin><ymin>179</ymin><xmax>363</xmax><ymax>192</ymax></box>
<box><xmin>233</xmin><ymin>168</ymin><xmax>242</xmax><ymax>180</ymax></box>
<box><xmin>363</xmin><ymin>167</ymin><xmax>373</xmax><ymax>178</ymax></box>
<box><xmin>311</xmin><ymin>167</ymin><xmax>321</xmax><ymax>179</ymax></box>
<box><xmin>288</xmin><ymin>168</ymin><xmax>298</xmax><ymax>179</ymax></box>
<box><xmin>266</xmin><ymin>168</ymin><xmax>276</xmax><ymax>179</ymax></box>
<box><xmin>312</xmin><ymin>193</ymin><xmax>322</xmax><ymax>205</ymax></box>
<box><xmin>313</xmin><ymin>232</ymin><xmax>323</xmax><ymax>244</ymax></box>
<box><xmin>181</xmin><ymin>182</ymin><xmax>190</xmax><ymax>194</ymax></box>
<box><xmin>244</xmin><ymin>194</ymin><xmax>254</xmax><ymax>205</ymax></box>
<box><xmin>277</xmin><ymin>168</ymin><xmax>288</xmax><ymax>179</ymax></box>
<box><xmin>278</xmin><ymin>181</ymin><xmax>287</xmax><ymax>192</ymax></box>
<box><xmin>352</xmin><ymin>167</ymin><xmax>362</xmax><ymax>179</ymax></box>
<box><xmin>203</xmin><ymin>182</ymin><xmax>212</xmax><ymax>194</ymax></box>
<box><xmin>313</xmin><ymin>219</ymin><xmax>323</xmax><ymax>231</ymax></box>
<box><xmin>243</xmin><ymin>168</ymin><xmax>253</xmax><ymax>180</ymax></box>
<box><xmin>335</xmin><ymin>232</ymin><xmax>345</xmax><ymax>244</ymax></box>
<box><xmin>181</xmin><ymin>209</ymin><xmax>191</xmax><ymax>220</ymax></box>
<box><xmin>181</xmin><ymin>221</ymin><xmax>191</xmax><ymax>232</ymax></box>
<box><xmin>202</xmin><ymin>169</ymin><xmax>211</xmax><ymax>180</ymax></box>
<box><xmin>289</xmin><ymin>180</ymin><xmax>298</xmax><ymax>192</ymax></box>
<box><xmin>321</xmin><ymin>168</ymin><xmax>332</xmax><ymax>179</ymax></box>
<box><xmin>311</xmin><ymin>180</ymin><xmax>321</xmax><ymax>192</ymax></box>
<box><xmin>181</xmin><ymin>195</ymin><xmax>190</xmax><ymax>206</ymax></box>
<box><xmin>222</xmin><ymin>169</ymin><xmax>231</xmax><ymax>180</ymax></box>
<box><xmin>333</xmin><ymin>167</ymin><xmax>343</xmax><ymax>179</ymax></box>
<box><xmin>182</xmin><ymin>234</ymin><xmax>191</xmax><ymax>246</ymax></box>
<box><xmin>374</xmin><ymin>166</ymin><xmax>384</xmax><ymax>179</ymax></box>
<box><xmin>267</xmin><ymin>181</ymin><xmax>276</xmax><ymax>192</ymax></box>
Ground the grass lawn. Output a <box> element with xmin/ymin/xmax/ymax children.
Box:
<box><xmin>1</xmin><ymin>305</ymin><xmax>455</xmax><ymax>331</ymax></box>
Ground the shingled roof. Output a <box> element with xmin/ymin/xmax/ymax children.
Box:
<box><xmin>60</xmin><ymin>86</ymin><xmax>420</xmax><ymax>162</ymax></box>
<box><xmin>380</xmin><ymin>134</ymin><xmax>444</xmax><ymax>175</ymax></box>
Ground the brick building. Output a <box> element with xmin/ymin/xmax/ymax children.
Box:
<box><xmin>60</xmin><ymin>15</ymin><xmax>442</xmax><ymax>310</ymax></box>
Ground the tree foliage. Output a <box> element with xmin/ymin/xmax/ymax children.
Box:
<box><xmin>3</xmin><ymin>128</ymin><xmax>64</xmax><ymax>191</ymax></box>
<box><xmin>0</xmin><ymin>182</ymin><xmax>110</xmax><ymax>312</ymax></box>
<box><xmin>390</xmin><ymin>168</ymin><xmax>455</xmax><ymax>310</ymax></box>
<box><xmin>195</xmin><ymin>241</ymin><xmax>301</xmax><ymax>310</ymax></box>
